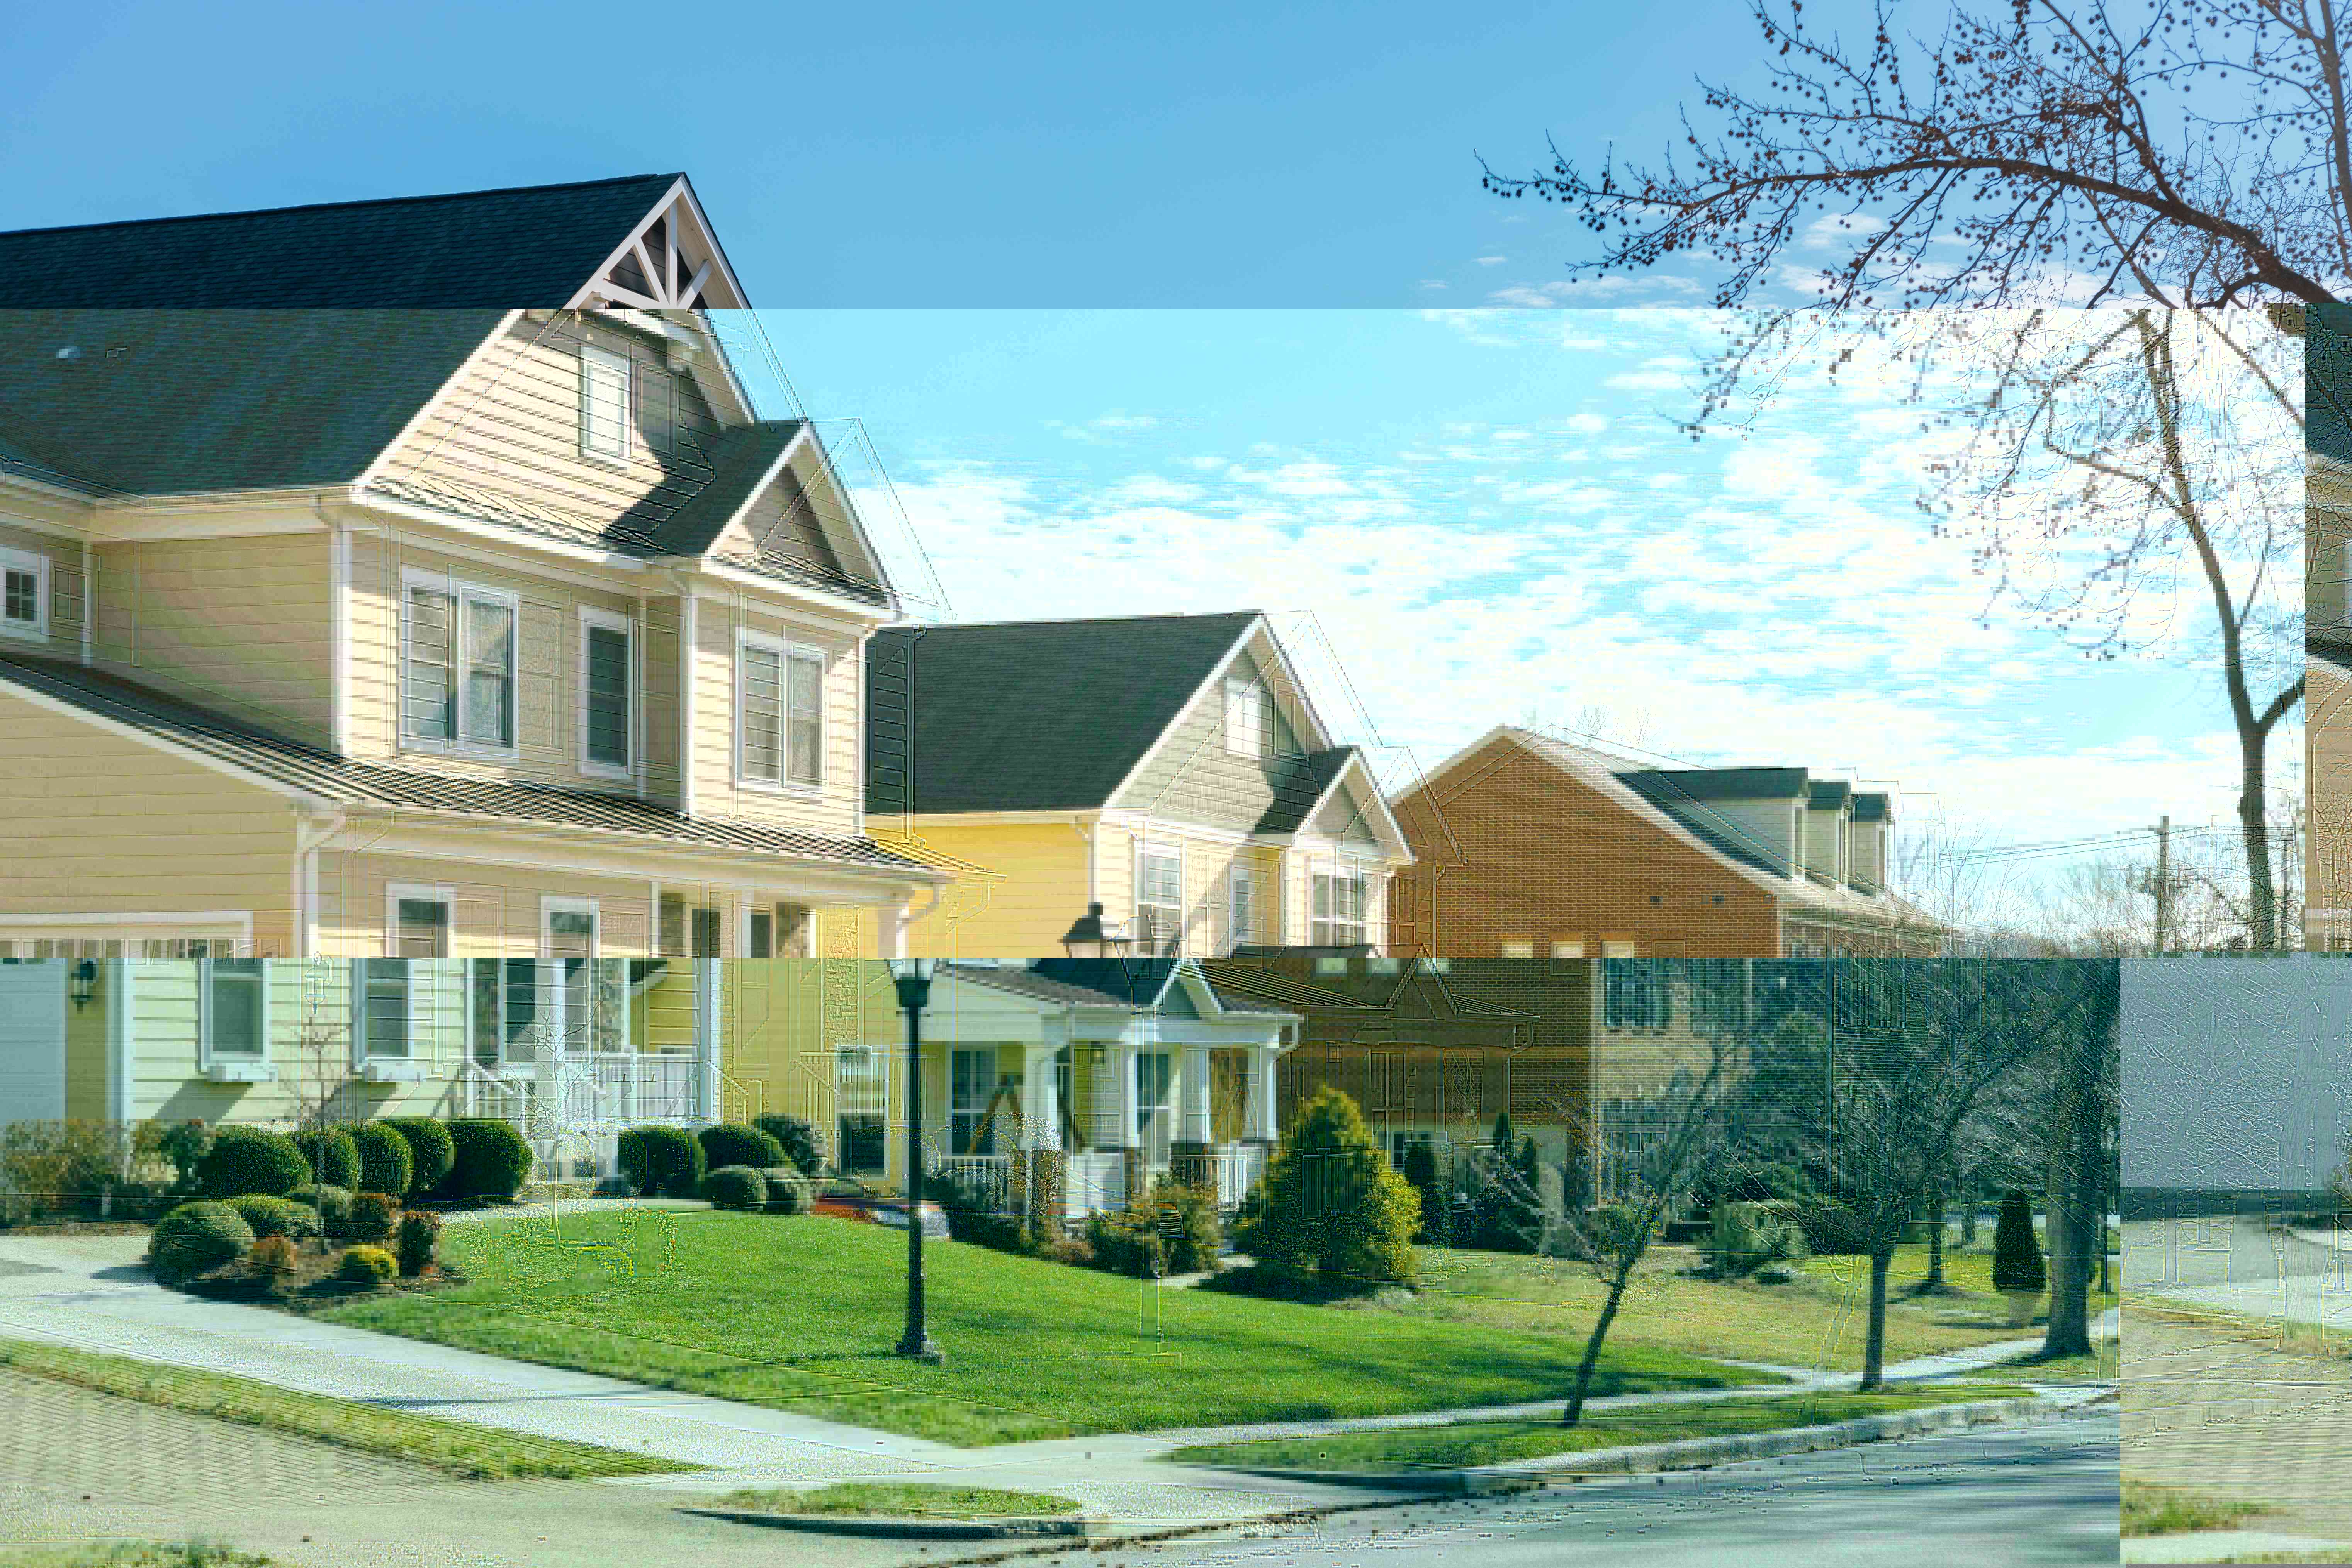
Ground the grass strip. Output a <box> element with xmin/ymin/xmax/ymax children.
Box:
<box><xmin>2121</xmin><ymin>1477</ymin><xmax>2276</xmax><ymax>1538</ymax></box>
<box><xmin>715</xmin><ymin>1483</ymin><xmax>1082</xmax><ymax>1519</ymax></box>
<box><xmin>0</xmin><ymin>1545</ymin><xmax>276</xmax><ymax>1567</ymax></box>
<box><xmin>0</xmin><ymin>1335</ymin><xmax>690</xmax><ymax>1481</ymax></box>
<box><xmin>1168</xmin><ymin>1384</ymin><xmax>2037</xmax><ymax>1472</ymax></box>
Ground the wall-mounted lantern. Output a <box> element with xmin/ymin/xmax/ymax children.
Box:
<box><xmin>69</xmin><ymin>959</ymin><xmax>98</xmax><ymax>1012</ymax></box>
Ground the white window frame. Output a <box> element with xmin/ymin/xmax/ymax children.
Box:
<box><xmin>1500</xmin><ymin>940</ymin><xmax>1534</xmax><ymax>959</ymax></box>
<box><xmin>351</xmin><ymin>958</ymin><xmax>426</xmax><ymax>1065</ymax></box>
<box><xmin>1228</xmin><ymin>862</ymin><xmax>1255</xmax><ymax>952</ymax></box>
<box><xmin>538</xmin><ymin>896</ymin><xmax>604</xmax><ymax>1053</ymax></box>
<box><xmin>579</xmin><ymin>344</ymin><xmax>633</xmax><ymax>466</ymax></box>
<box><xmin>1135</xmin><ymin>840</ymin><xmax>1184</xmax><ymax>956</ymax></box>
<box><xmin>383</xmin><ymin>882</ymin><xmax>455</xmax><ymax>959</ymax></box>
<box><xmin>1551</xmin><ymin>939</ymin><xmax>1586</xmax><ymax>959</ymax></box>
<box><xmin>1310</xmin><ymin>858</ymin><xmax>1372</xmax><ymax>947</ymax></box>
<box><xmin>197</xmin><ymin>958</ymin><xmax>272</xmax><ymax>1073</ymax></box>
<box><xmin>0</xmin><ymin>545</ymin><xmax>50</xmax><ymax>642</ymax></box>
<box><xmin>398</xmin><ymin>568</ymin><xmax>521</xmax><ymax>761</ymax></box>
<box><xmin>577</xmin><ymin>606</ymin><xmax>636</xmax><ymax>780</ymax></box>
<box><xmin>734</xmin><ymin>629</ymin><xmax>826</xmax><ymax>794</ymax></box>
<box><xmin>1223</xmin><ymin>676</ymin><xmax>1265</xmax><ymax>758</ymax></box>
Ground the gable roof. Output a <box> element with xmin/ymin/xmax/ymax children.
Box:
<box><xmin>944</xmin><ymin>958</ymin><xmax>1297</xmax><ymax>1021</ymax></box>
<box><xmin>0</xmin><ymin>175</ymin><xmax>693</xmax><ymax>308</ymax></box>
<box><xmin>0</xmin><ymin>651</ymin><xmax>934</xmax><ymax>879</ymax></box>
<box><xmin>1253</xmin><ymin>745</ymin><xmax>1359</xmax><ymax>836</ymax></box>
<box><xmin>865</xmin><ymin>611</ymin><xmax>1263</xmax><ymax>815</ymax></box>
<box><xmin>1851</xmin><ymin>792</ymin><xmax>1892</xmax><ymax>824</ymax></box>
<box><xmin>0</xmin><ymin>310</ymin><xmax>505</xmax><ymax>497</ymax></box>
<box><xmin>1619</xmin><ymin>766</ymin><xmax>1810</xmax><ymax>804</ymax></box>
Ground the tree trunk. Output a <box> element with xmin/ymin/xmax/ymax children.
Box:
<box><xmin>1860</xmin><ymin>1245</ymin><xmax>1893</xmax><ymax>1391</ymax></box>
<box><xmin>1564</xmin><ymin>1253</ymin><xmax>1637</xmax><ymax>1427</ymax></box>
<box><xmin>1961</xmin><ymin>1187</ymin><xmax>1977</xmax><ymax>1248</ymax></box>
<box><xmin>2040</xmin><ymin>1037</ymin><xmax>2103</xmax><ymax>1359</ymax></box>
<box><xmin>2240</xmin><ymin>731</ymin><xmax>2278</xmax><ymax>950</ymax></box>
<box><xmin>1926</xmin><ymin>1184</ymin><xmax>1945</xmax><ymax>1290</ymax></box>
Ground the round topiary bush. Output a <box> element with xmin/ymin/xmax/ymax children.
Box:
<box><xmin>226</xmin><ymin>1194</ymin><xmax>319</xmax><ymax>1241</ymax></box>
<box><xmin>698</xmin><ymin>1123</ymin><xmax>786</xmax><ymax>1174</ymax></box>
<box><xmin>380</xmin><ymin>1118</ymin><xmax>456</xmax><ymax>1197</ymax></box>
<box><xmin>338</xmin><ymin>1245</ymin><xmax>398</xmax><ymax>1285</ymax></box>
<box><xmin>348</xmin><ymin>1122</ymin><xmax>415</xmax><ymax>1199</ymax></box>
<box><xmin>195</xmin><ymin>1127</ymin><xmax>307</xmax><ymax>1199</ymax></box>
<box><xmin>149</xmin><ymin>1201</ymin><xmax>256</xmax><ymax>1286</ymax></box>
<box><xmin>751</xmin><ymin>1114</ymin><xmax>828</xmax><ymax>1177</ymax></box>
<box><xmin>348</xmin><ymin>1191</ymin><xmax>399</xmax><ymax>1243</ymax></box>
<box><xmin>702</xmin><ymin>1165</ymin><xmax>767</xmax><ymax>1212</ymax></box>
<box><xmin>290</xmin><ymin>1182</ymin><xmax>353</xmax><ymax>1238</ymax></box>
<box><xmin>437</xmin><ymin>1119</ymin><xmax>533</xmax><ymax>1203</ymax></box>
<box><xmin>288</xmin><ymin>1128</ymin><xmax>362</xmax><ymax>1191</ymax></box>
<box><xmin>394</xmin><ymin>1210</ymin><xmax>441</xmax><ymax>1278</ymax></box>
<box><xmin>1992</xmin><ymin>1188</ymin><xmax>2046</xmax><ymax>1293</ymax></box>
<box><xmin>616</xmin><ymin>1125</ymin><xmax>705</xmax><ymax>1198</ymax></box>
<box><xmin>760</xmin><ymin>1167</ymin><xmax>814</xmax><ymax>1215</ymax></box>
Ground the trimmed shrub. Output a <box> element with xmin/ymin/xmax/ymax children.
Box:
<box><xmin>698</xmin><ymin>1123</ymin><xmax>787</xmax><ymax>1175</ymax></box>
<box><xmin>0</xmin><ymin>1119</ymin><xmax>175</xmax><ymax>1222</ymax></box>
<box><xmin>752</xmin><ymin>1114</ymin><xmax>828</xmax><ymax>1177</ymax></box>
<box><xmin>759</xmin><ymin>1167</ymin><xmax>814</xmax><ymax>1215</ymax></box>
<box><xmin>195</xmin><ymin>1127</ymin><xmax>307</xmax><ymax>1199</ymax></box>
<box><xmin>381</xmin><ymin>1118</ymin><xmax>456</xmax><ymax>1196</ymax></box>
<box><xmin>616</xmin><ymin>1125</ymin><xmax>705</xmax><ymax>1198</ymax></box>
<box><xmin>1233</xmin><ymin>1086</ymin><xmax>1418</xmax><ymax>1289</ymax></box>
<box><xmin>702</xmin><ymin>1165</ymin><xmax>767</xmax><ymax>1212</ymax></box>
<box><xmin>158</xmin><ymin>1120</ymin><xmax>214</xmax><ymax>1195</ymax></box>
<box><xmin>149</xmin><ymin>1202</ymin><xmax>255</xmax><ymax>1286</ymax></box>
<box><xmin>1704</xmin><ymin>1201</ymin><xmax>1808</xmax><ymax>1278</ymax></box>
<box><xmin>394</xmin><ymin>1210</ymin><xmax>441</xmax><ymax>1278</ymax></box>
<box><xmin>1993</xmin><ymin>1188</ymin><xmax>2046</xmax><ymax>1293</ymax></box>
<box><xmin>349</xmin><ymin>1123</ymin><xmax>415</xmax><ymax>1199</ymax></box>
<box><xmin>348</xmin><ymin>1191</ymin><xmax>399</xmax><ymax>1244</ymax></box>
<box><xmin>288</xmin><ymin>1128</ymin><xmax>361</xmax><ymax>1191</ymax></box>
<box><xmin>290</xmin><ymin>1182</ymin><xmax>353</xmax><ymax>1238</ymax></box>
<box><xmin>226</xmin><ymin>1194</ymin><xmax>318</xmax><ymax>1241</ymax></box>
<box><xmin>338</xmin><ymin>1245</ymin><xmax>398</xmax><ymax>1285</ymax></box>
<box><xmin>1399</xmin><ymin>1140</ymin><xmax>1445</xmax><ymax>1245</ymax></box>
<box><xmin>247</xmin><ymin>1233</ymin><xmax>299</xmax><ymax>1278</ymax></box>
<box><xmin>439</xmin><ymin>1120</ymin><xmax>533</xmax><ymax>1203</ymax></box>
<box><xmin>929</xmin><ymin>1166</ymin><xmax>1030</xmax><ymax>1254</ymax></box>
<box><xmin>1786</xmin><ymin>1199</ymin><xmax>1872</xmax><ymax>1257</ymax></box>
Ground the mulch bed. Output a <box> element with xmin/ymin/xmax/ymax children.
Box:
<box><xmin>183</xmin><ymin>1248</ymin><xmax>468</xmax><ymax>1313</ymax></box>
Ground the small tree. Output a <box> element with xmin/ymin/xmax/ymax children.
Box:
<box><xmin>1236</xmin><ymin>1087</ymin><xmax>1419</xmax><ymax>1289</ymax></box>
<box><xmin>1994</xmin><ymin>1188</ymin><xmax>2048</xmax><ymax>1296</ymax></box>
<box><xmin>1400</xmin><ymin>1139</ymin><xmax>1445</xmax><ymax>1245</ymax></box>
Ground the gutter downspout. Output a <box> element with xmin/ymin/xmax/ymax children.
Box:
<box><xmin>321</xmin><ymin>501</ymin><xmax>351</xmax><ymax>757</ymax></box>
<box><xmin>292</xmin><ymin>809</ymin><xmax>347</xmax><ymax>961</ymax></box>
<box><xmin>78</xmin><ymin>539</ymin><xmax>93</xmax><ymax>666</ymax></box>
<box><xmin>670</xmin><ymin>566</ymin><xmax>698</xmax><ymax>818</ymax></box>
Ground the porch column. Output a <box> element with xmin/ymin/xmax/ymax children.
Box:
<box><xmin>879</xmin><ymin>898</ymin><xmax>910</xmax><ymax>960</ymax></box>
<box><xmin>694</xmin><ymin>960</ymin><xmax>722</xmax><ymax>1123</ymax></box>
<box><xmin>1247</xmin><ymin>1042</ymin><xmax>1280</xmax><ymax>1144</ymax></box>
<box><xmin>1108</xmin><ymin>1043</ymin><xmax>1145</xmax><ymax>1204</ymax></box>
<box><xmin>1170</xmin><ymin>1043</ymin><xmax>1216</xmax><ymax>1191</ymax></box>
<box><xmin>1019</xmin><ymin>1045</ymin><xmax>1066</xmax><ymax>1234</ymax></box>
<box><xmin>1020</xmin><ymin>1046</ymin><xmax>1061</xmax><ymax>1148</ymax></box>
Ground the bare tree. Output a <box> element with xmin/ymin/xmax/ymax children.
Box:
<box><xmin>1489</xmin><ymin>1</ymin><xmax>2311</xmax><ymax>948</ymax></box>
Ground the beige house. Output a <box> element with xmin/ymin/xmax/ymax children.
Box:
<box><xmin>0</xmin><ymin>177</ymin><xmax>948</xmax><ymax>1040</ymax></box>
<box><xmin>2310</xmin><ymin>437</ymin><xmax>2352</xmax><ymax>951</ymax></box>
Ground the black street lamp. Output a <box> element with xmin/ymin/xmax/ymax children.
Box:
<box><xmin>887</xmin><ymin>958</ymin><xmax>943</xmax><ymax>1364</ymax></box>
<box><xmin>1060</xmin><ymin>902</ymin><xmax>1131</xmax><ymax>960</ymax></box>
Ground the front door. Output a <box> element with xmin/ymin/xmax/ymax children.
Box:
<box><xmin>0</xmin><ymin>962</ymin><xmax>68</xmax><ymax>1121</ymax></box>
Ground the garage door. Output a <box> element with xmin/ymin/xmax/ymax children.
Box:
<box><xmin>0</xmin><ymin>962</ymin><xmax>67</xmax><ymax>1122</ymax></box>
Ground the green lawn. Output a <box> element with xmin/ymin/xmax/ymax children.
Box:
<box><xmin>1170</xmin><ymin>1384</ymin><xmax>2036</xmax><ymax>1472</ymax></box>
<box><xmin>0</xmin><ymin>1336</ymin><xmax>683</xmax><ymax>1482</ymax></box>
<box><xmin>714</xmin><ymin>1483</ymin><xmax>1081</xmax><ymax>1519</ymax></box>
<box><xmin>1392</xmin><ymin>1243</ymin><xmax>2114</xmax><ymax>1374</ymax></box>
<box><xmin>2123</xmin><ymin>1477</ymin><xmax>2274</xmax><ymax>1537</ymax></box>
<box><xmin>317</xmin><ymin>1210</ymin><xmax>1767</xmax><ymax>1446</ymax></box>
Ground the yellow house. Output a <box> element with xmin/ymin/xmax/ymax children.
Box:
<box><xmin>856</xmin><ymin>610</ymin><xmax>1415</xmax><ymax>958</ymax></box>
<box><xmin>2309</xmin><ymin>310</ymin><xmax>2350</xmax><ymax>949</ymax></box>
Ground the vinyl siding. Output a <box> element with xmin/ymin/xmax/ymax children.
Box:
<box><xmin>2310</xmin><ymin>656</ymin><xmax>2352</xmax><ymax>946</ymax></box>
<box><xmin>861</xmin><ymin>821</ymin><xmax>1093</xmax><ymax>959</ymax></box>
<box><xmin>690</xmin><ymin>596</ymin><xmax>863</xmax><ymax>837</ymax></box>
<box><xmin>314</xmin><ymin>851</ymin><xmax>657</xmax><ymax>958</ymax></box>
<box><xmin>0</xmin><ymin>686</ymin><xmax>300</xmax><ymax>955</ymax></box>
<box><xmin>90</xmin><ymin>532</ymin><xmax>332</xmax><ymax>748</ymax></box>
<box><xmin>0</xmin><ymin>520</ymin><xmax>88</xmax><ymax>659</ymax></box>
<box><xmin>1111</xmin><ymin>646</ymin><xmax>1313</xmax><ymax>835</ymax></box>
<box><xmin>63</xmin><ymin>966</ymin><xmax>109</xmax><ymax>1118</ymax></box>
<box><xmin>707</xmin><ymin>444</ymin><xmax>858</xmax><ymax>587</ymax></box>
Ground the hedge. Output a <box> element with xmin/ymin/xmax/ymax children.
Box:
<box><xmin>760</xmin><ymin>1167</ymin><xmax>814</xmax><ymax>1215</ymax></box>
<box><xmin>349</xmin><ymin>1122</ymin><xmax>415</xmax><ymax>1199</ymax></box>
<box><xmin>617</xmin><ymin>1125</ymin><xmax>704</xmax><ymax>1198</ymax></box>
<box><xmin>149</xmin><ymin>1201</ymin><xmax>255</xmax><ymax>1286</ymax></box>
<box><xmin>195</xmin><ymin>1128</ymin><xmax>307</xmax><ymax>1199</ymax></box>
<box><xmin>349</xmin><ymin>1191</ymin><xmax>400</xmax><ymax>1243</ymax></box>
<box><xmin>751</xmin><ymin>1114</ymin><xmax>828</xmax><ymax>1177</ymax></box>
<box><xmin>380</xmin><ymin>1118</ymin><xmax>457</xmax><ymax>1196</ymax></box>
<box><xmin>226</xmin><ymin>1194</ymin><xmax>319</xmax><ymax>1242</ymax></box>
<box><xmin>395</xmin><ymin>1210</ymin><xmax>441</xmax><ymax>1278</ymax></box>
<box><xmin>698</xmin><ymin>1123</ymin><xmax>787</xmax><ymax>1174</ymax></box>
<box><xmin>438</xmin><ymin>1120</ymin><xmax>533</xmax><ymax>1203</ymax></box>
<box><xmin>701</xmin><ymin>1165</ymin><xmax>767</xmax><ymax>1212</ymax></box>
<box><xmin>290</xmin><ymin>1182</ymin><xmax>353</xmax><ymax>1238</ymax></box>
<box><xmin>288</xmin><ymin>1128</ymin><xmax>361</xmax><ymax>1191</ymax></box>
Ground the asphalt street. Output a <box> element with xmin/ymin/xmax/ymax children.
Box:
<box><xmin>1010</xmin><ymin>1407</ymin><xmax>2121</xmax><ymax>1568</ymax></box>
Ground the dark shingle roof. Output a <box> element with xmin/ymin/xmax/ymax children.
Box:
<box><xmin>865</xmin><ymin>612</ymin><xmax>1261</xmax><ymax>816</ymax></box>
<box><xmin>0</xmin><ymin>175</ymin><xmax>684</xmax><ymax>307</ymax></box>
<box><xmin>1253</xmin><ymin>745</ymin><xmax>1358</xmax><ymax>836</ymax></box>
<box><xmin>2315</xmin><ymin>305</ymin><xmax>2352</xmax><ymax>468</ymax></box>
<box><xmin>2314</xmin><ymin>632</ymin><xmax>2352</xmax><ymax>677</ymax></box>
<box><xmin>1618</xmin><ymin>766</ymin><xmax>1810</xmax><ymax>803</ymax></box>
<box><xmin>1851</xmin><ymin>792</ymin><xmax>1892</xmax><ymax>823</ymax></box>
<box><xmin>632</xmin><ymin>420</ymin><xmax>801</xmax><ymax>557</ymax></box>
<box><xmin>1807</xmin><ymin>780</ymin><xmax>1852</xmax><ymax>810</ymax></box>
<box><xmin>0</xmin><ymin>311</ymin><xmax>504</xmax><ymax>496</ymax></box>
<box><xmin>0</xmin><ymin>652</ymin><xmax>932</xmax><ymax>878</ymax></box>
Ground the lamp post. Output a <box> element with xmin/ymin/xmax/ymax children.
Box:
<box><xmin>1059</xmin><ymin>902</ymin><xmax>1131</xmax><ymax>960</ymax></box>
<box><xmin>887</xmin><ymin>958</ymin><xmax>943</xmax><ymax>1364</ymax></box>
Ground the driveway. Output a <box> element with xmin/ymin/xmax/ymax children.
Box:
<box><xmin>2124</xmin><ymin>1216</ymin><xmax>2352</xmax><ymax>1333</ymax></box>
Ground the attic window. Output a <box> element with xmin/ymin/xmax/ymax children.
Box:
<box><xmin>580</xmin><ymin>345</ymin><xmax>632</xmax><ymax>463</ymax></box>
<box><xmin>1224</xmin><ymin>678</ymin><xmax>1265</xmax><ymax>758</ymax></box>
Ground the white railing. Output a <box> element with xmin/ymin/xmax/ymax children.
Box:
<box><xmin>464</xmin><ymin>1055</ymin><xmax>705</xmax><ymax>1137</ymax></box>
<box><xmin>582</xmin><ymin>1053</ymin><xmax>700</xmax><ymax>1127</ymax></box>
<box><xmin>1214</xmin><ymin>1142</ymin><xmax>1267</xmax><ymax>1210</ymax></box>
<box><xmin>461</xmin><ymin>1060</ymin><xmax>533</xmax><ymax>1126</ymax></box>
<box><xmin>933</xmin><ymin>1154</ymin><xmax>1013</xmax><ymax>1213</ymax></box>
<box><xmin>1065</xmin><ymin>1150</ymin><xmax>1127</xmax><ymax>1219</ymax></box>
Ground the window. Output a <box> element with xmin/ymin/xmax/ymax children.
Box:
<box><xmin>401</xmin><ymin>573</ymin><xmax>517</xmax><ymax>754</ymax></box>
<box><xmin>469</xmin><ymin>958</ymin><xmax>540</xmax><ymax>1067</ymax></box>
<box><xmin>1311</xmin><ymin>864</ymin><xmax>1370</xmax><ymax>946</ymax></box>
<box><xmin>1135</xmin><ymin>843</ymin><xmax>1183</xmax><ymax>955</ymax></box>
<box><xmin>1603</xmin><ymin>961</ymin><xmax>1670</xmax><ymax>1029</ymax></box>
<box><xmin>950</xmin><ymin>1048</ymin><xmax>998</xmax><ymax>1155</ymax></box>
<box><xmin>1601</xmin><ymin>940</ymin><xmax>1637</xmax><ymax>958</ymax></box>
<box><xmin>355</xmin><ymin>961</ymin><xmax>413</xmax><ymax>1059</ymax></box>
<box><xmin>579</xmin><ymin>610</ymin><xmax>633</xmax><ymax>776</ymax></box>
<box><xmin>749</xmin><ymin>903</ymin><xmax>810</xmax><ymax>959</ymax></box>
<box><xmin>1228</xmin><ymin>864</ymin><xmax>1255</xmax><ymax>951</ymax></box>
<box><xmin>579</xmin><ymin>345</ymin><xmax>633</xmax><ymax>463</ymax></box>
<box><xmin>1223</xmin><ymin>677</ymin><xmax>1265</xmax><ymax>758</ymax></box>
<box><xmin>1500</xmin><ymin>940</ymin><xmax>1535</xmax><ymax>959</ymax></box>
<box><xmin>737</xmin><ymin>633</ymin><xmax>824</xmax><ymax>790</ymax></box>
<box><xmin>386</xmin><ymin>885</ymin><xmax>452</xmax><ymax>958</ymax></box>
<box><xmin>199</xmin><ymin>959</ymin><xmax>267</xmax><ymax>1062</ymax></box>
<box><xmin>1551</xmin><ymin>940</ymin><xmax>1586</xmax><ymax>959</ymax></box>
<box><xmin>1314</xmin><ymin>955</ymin><xmax>1350</xmax><ymax>976</ymax></box>
<box><xmin>837</xmin><ymin>1046</ymin><xmax>887</xmax><ymax>1174</ymax></box>
<box><xmin>0</xmin><ymin>546</ymin><xmax>48</xmax><ymax>640</ymax></box>
<box><xmin>1134</xmin><ymin>1050</ymin><xmax>1173</xmax><ymax>1140</ymax></box>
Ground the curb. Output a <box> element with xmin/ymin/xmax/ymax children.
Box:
<box><xmin>1207</xmin><ymin>1396</ymin><xmax>2053</xmax><ymax>1491</ymax></box>
<box><xmin>676</xmin><ymin>1507</ymin><xmax>1108</xmax><ymax>1541</ymax></box>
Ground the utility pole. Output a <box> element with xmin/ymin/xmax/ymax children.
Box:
<box><xmin>2150</xmin><ymin>815</ymin><xmax>2172</xmax><ymax>955</ymax></box>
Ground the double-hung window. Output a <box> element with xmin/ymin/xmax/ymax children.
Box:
<box><xmin>749</xmin><ymin>903</ymin><xmax>810</xmax><ymax>958</ymax></box>
<box><xmin>578</xmin><ymin>608</ymin><xmax>635</xmax><ymax>778</ymax></box>
<box><xmin>402</xmin><ymin>572</ymin><xmax>518</xmax><ymax>756</ymax></box>
<box><xmin>1223</xmin><ymin>677</ymin><xmax>1265</xmax><ymax>757</ymax></box>
<box><xmin>1603</xmin><ymin>960</ymin><xmax>1669</xmax><ymax>1029</ymax></box>
<box><xmin>736</xmin><ymin>632</ymin><xmax>824</xmax><ymax>791</ymax></box>
<box><xmin>1228</xmin><ymin>863</ymin><xmax>1255</xmax><ymax>952</ymax></box>
<box><xmin>579</xmin><ymin>345</ymin><xmax>633</xmax><ymax>464</ymax></box>
<box><xmin>199</xmin><ymin>959</ymin><xmax>268</xmax><ymax>1071</ymax></box>
<box><xmin>0</xmin><ymin>546</ymin><xmax>48</xmax><ymax>641</ymax></box>
<box><xmin>949</xmin><ymin>1048</ymin><xmax>997</xmax><ymax>1155</ymax></box>
<box><xmin>1311</xmin><ymin>863</ymin><xmax>1369</xmax><ymax>946</ymax></box>
<box><xmin>1135</xmin><ymin>842</ymin><xmax>1183</xmax><ymax>956</ymax></box>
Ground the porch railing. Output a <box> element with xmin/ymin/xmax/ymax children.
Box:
<box><xmin>1065</xmin><ymin>1150</ymin><xmax>1126</xmax><ymax>1219</ymax></box>
<box><xmin>932</xmin><ymin>1153</ymin><xmax>1012</xmax><ymax>1213</ymax></box>
<box><xmin>1213</xmin><ymin>1142</ymin><xmax>1268</xmax><ymax>1210</ymax></box>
